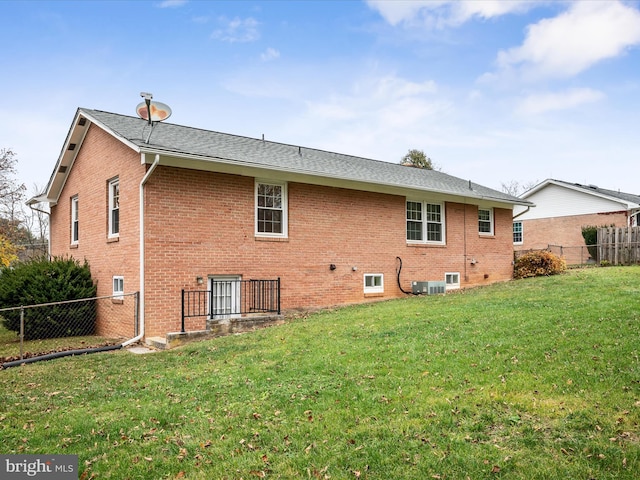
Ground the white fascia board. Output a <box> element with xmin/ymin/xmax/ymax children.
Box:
<box><xmin>45</xmin><ymin>109</ymin><xmax>91</xmax><ymax>205</ymax></box>
<box><xmin>80</xmin><ymin>110</ymin><xmax>142</xmax><ymax>153</ymax></box>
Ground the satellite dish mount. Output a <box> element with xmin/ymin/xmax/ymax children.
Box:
<box><xmin>140</xmin><ymin>92</ymin><xmax>153</xmax><ymax>125</ymax></box>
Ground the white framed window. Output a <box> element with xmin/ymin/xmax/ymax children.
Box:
<box><xmin>108</xmin><ymin>178</ymin><xmax>120</xmax><ymax>237</ymax></box>
<box><xmin>364</xmin><ymin>274</ymin><xmax>384</xmax><ymax>294</ymax></box>
<box><xmin>513</xmin><ymin>221</ymin><xmax>523</xmax><ymax>244</ymax></box>
<box><xmin>478</xmin><ymin>207</ymin><xmax>493</xmax><ymax>235</ymax></box>
<box><xmin>112</xmin><ymin>276</ymin><xmax>124</xmax><ymax>299</ymax></box>
<box><xmin>406</xmin><ymin>200</ymin><xmax>445</xmax><ymax>244</ymax></box>
<box><xmin>255</xmin><ymin>180</ymin><xmax>287</xmax><ymax>237</ymax></box>
<box><xmin>71</xmin><ymin>195</ymin><xmax>79</xmax><ymax>244</ymax></box>
<box><xmin>445</xmin><ymin>272</ymin><xmax>460</xmax><ymax>290</ymax></box>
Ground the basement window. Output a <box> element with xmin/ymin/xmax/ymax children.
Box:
<box><xmin>445</xmin><ymin>272</ymin><xmax>460</xmax><ymax>290</ymax></box>
<box><xmin>113</xmin><ymin>276</ymin><xmax>124</xmax><ymax>300</ymax></box>
<box><xmin>364</xmin><ymin>274</ymin><xmax>384</xmax><ymax>294</ymax></box>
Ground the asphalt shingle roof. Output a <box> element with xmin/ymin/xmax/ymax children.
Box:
<box><xmin>81</xmin><ymin>108</ymin><xmax>528</xmax><ymax>206</ymax></box>
<box><xmin>552</xmin><ymin>180</ymin><xmax>640</xmax><ymax>206</ymax></box>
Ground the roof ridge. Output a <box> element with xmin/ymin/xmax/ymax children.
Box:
<box><xmin>81</xmin><ymin>108</ymin><xmax>444</xmax><ymax>173</ymax></box>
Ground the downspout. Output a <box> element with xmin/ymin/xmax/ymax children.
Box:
<box><xmin>26</xmin><ymin>197</ymin><xmax>52</xmax><ymax>260</ymax></box>
<box><xmin>122</xmin><ymin>153</ymin><xmax>160</xmax><ymax>348</ymax></box>
<box><xmin>512</xmin><ymin>206</ymin><xmax>531</xmax><ymax>220</ymax></box>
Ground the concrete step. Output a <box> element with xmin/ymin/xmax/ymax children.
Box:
<box><xmin>145</xmin><ymin>336</ymin><xmax>167</xmax><ymax>350</ymax></box>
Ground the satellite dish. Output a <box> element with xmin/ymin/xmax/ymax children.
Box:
<box><xmin>136</xmin><ymin>101</ymin><xmax>172</xmax><ymax>122</ymax></box>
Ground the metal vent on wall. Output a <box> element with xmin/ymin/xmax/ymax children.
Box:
<box><xmin>411</xmin><ymin>281</ymin><xmax>446</xmax><ymax>295</ymax></box>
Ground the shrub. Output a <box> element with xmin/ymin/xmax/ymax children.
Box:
<box><xmin>514</xmin><ymin>250</ymin><xmax>566</xmax><ymax>279</ymax></box>
<box><xmin>581</xmin><ymin>225</ymin><xmax>599</xmax><ymax>261</ymax></box>
<box><xmin>0</xmin><ymin>256</ymin><xmax>97</xmax><ymax>339</ymax></box>
<box><xmin>581</xmin><ymin>224</ymin><xmax>613</xmax><ymax>262</ymax></box>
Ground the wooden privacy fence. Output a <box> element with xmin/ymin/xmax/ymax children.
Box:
<box><xmin>597</xmin><ymin>226</ymin><xmax>640</xmax><ymax>265</ymax></box>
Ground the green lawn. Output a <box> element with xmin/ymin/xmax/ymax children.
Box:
<box><xmin>1</xmin><ymin>267</ymin><xmax>639</xmax><ymax>479</ymax></box>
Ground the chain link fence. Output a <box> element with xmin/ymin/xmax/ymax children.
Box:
<box><xmin>0</xmin><ymin>292</ymin><xmax>138</xmax><ymax>365</ymax></box>
<box><xmin>515</xmin><ymin>245</ymin><xmax>596</xmax><ymax>267</ymax></box>
<box><xmin>546</xmin><ymin>244</ymin><xmax>597</xmax><ymax>266</ymax></box>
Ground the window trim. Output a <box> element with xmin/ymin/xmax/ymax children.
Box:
<box><xmin>364</xmin><ymin>273</ymin><xmax>384</xmax><ymax>294</ymax></box>
<box><xmin>445</xmin><ymin>272</ymin><xmax>460</xmax><ymax>290</ymax></box>
<box><xmin>255</xmin><ymin>180</ymin><xmax>288</xmax><ymax>238</ymax></box>
<box><xmin>478</xmin><ymin>207</ymin><xmax>494</xmax><ymax>236</ymax></box>
<box><xmin>112</xmin><ymin>275</ymin><xmax>124</xmax><ymax>299</ymax></box>
<box><xmin>71</xmin><ymin>195</ymin><xmax>79</xmax><ymax>244</ymax></box>
<box><xmin>513</xmin><ymin>221</ymin><xmax>523</xmax><ymax>245</ymax></box>
<box><xmin>406</xmin><ymin>200</ymin><xmax>445</xmax><ymax>245</ymax></box>
<box><xmin>108</xmin><ymin>178</ymin><xmax>120</xmax><ymax>238</ymax></box>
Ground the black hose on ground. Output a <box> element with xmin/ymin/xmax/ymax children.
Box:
<box><xmin>2</xmin><ymin>344</ymin><xmax>123</xmax><ymax>369</ymax></box>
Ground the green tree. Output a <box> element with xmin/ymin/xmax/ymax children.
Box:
<box><xmin>400</xmin><ymin>149</ymin><xmax>435</xmax><ymax>170</ymax></box>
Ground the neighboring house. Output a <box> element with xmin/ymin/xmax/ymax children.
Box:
<box><xmin>33</xmin><ymin>108</ymin><xmax>530</xmax><ymax>342</ymax></box>
<box><xmin>513</xmin><ymin>179</ymin><xmax>640</xmax><ymax>264</ymax></box>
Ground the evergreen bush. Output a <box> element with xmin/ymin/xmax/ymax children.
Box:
<box><xmin>514</xmin><ymin>250</ymin><xmax>567</xmax><ymax>279</ymax></box>
<box><xmin>581</xmin><ymin>225</ymin><xmax>599</xmax><ymax>261</ymax></box>
<box><xmin>0</xmin><ymin>256</ymin><xmax>97</xmax><ymax>339</ymax></box>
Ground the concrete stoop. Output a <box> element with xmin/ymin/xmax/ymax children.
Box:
<box><xmin>144</xmin><ymin>315</ymin><xmax>284</xmax><ymax>350</ymax></box>
<box><xmin>145</xmin><ymin>336</ymin><xmax>168</xmax><ymax>350</ymax></box>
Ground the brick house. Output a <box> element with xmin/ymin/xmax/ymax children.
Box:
<box><xmin>35</xmin><ymin>108</ymin><xmax>530</xmax><ymax>343</ymax></box>
<box><xmin>513</xmin><ymin>179</ymin><xmax>640</xmax><ymax>264</ymax></box>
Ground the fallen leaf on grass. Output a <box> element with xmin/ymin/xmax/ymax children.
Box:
<box><xmin>177</xmin><ymin>448</ymin><xmax>187</xmax><ymax>461</ymax></box>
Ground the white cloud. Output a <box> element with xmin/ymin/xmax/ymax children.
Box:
<box><xmin>211</xmin><ymin>17</ymin><xmax>260</xmax><ymax>43</ymax></box>
<box><xmin>516</xmin><ymin>88</ymin><xmax>605</xmax><ymax>115</ymax></box>
<box><xmin>260</xmin><ymin>47</ymin><xmax>280</xmax><ymax>62</ymax></box>
<box><xmin>497</xmin><ymin>1</ymin><xmax>640</xmax><ymax>80</ymax></box>
<box><xmin>366</xmin><ymin>0</ymin><xmax>535</xmax><ymax>28</ymax></box>
<box><xmin>283</xmin><ymin>74</ymin><xmax>452</xmax><ymax>161</ymax></box>
<box><xmin>157</xmin><ymin>0</ymin><xmax>187</xmax><ymax>8</ymax></box>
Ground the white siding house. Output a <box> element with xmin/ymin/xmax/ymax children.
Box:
<box><xmin>514</xmin><ymin>181</ymin><xmax>640</xmax><ymax>222</ymax></box>
<box><xmin>513</xmin><ymin>179</ymin><xmax>640</xmax><ymax>264</ymax></box>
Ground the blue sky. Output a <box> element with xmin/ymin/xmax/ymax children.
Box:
<box><xmin>2</xmin><ymin>0</ymin><xmax>639</xmax><ymax>197</ymax></box>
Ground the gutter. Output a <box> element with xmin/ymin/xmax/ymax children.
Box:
<box><xmin>122</xmin><ymin>154</ymin><xmax>160</xmax><ymax>348</ymax></box>
<box><xmin>136</xmin><ymin>147</ymin><xmax>532</xmax><ymax>209</ymax></box>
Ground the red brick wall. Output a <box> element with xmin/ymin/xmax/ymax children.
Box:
<box><xmin>142</xmin><ymin>167</ymin><xmax>515</xmax><ymax>336</ymax></box>
<box><xmin>50</xmin><ymin>128</ymin><xmax>516</xmax><ymax>338</ymax></box>
<box><xmin>50</xmin><ymin>125</ymin><xmax>144</xmax><ymax>336</ymax></box>
<box><xmin>516</xmin><ymin>212</ymin><xmax>628</xmax><ymax>264</ymax></box>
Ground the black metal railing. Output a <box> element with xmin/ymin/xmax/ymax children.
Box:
<box><xmin>181</xmin><ymin>278</ymin><xmax>280</xmax><ymax>332</ymax></box>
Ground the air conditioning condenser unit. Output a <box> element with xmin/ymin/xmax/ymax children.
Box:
<box><xmin>411</xmin><ymin>281</ymin><xmax>446</xmax><ymax>295</ymax></box>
